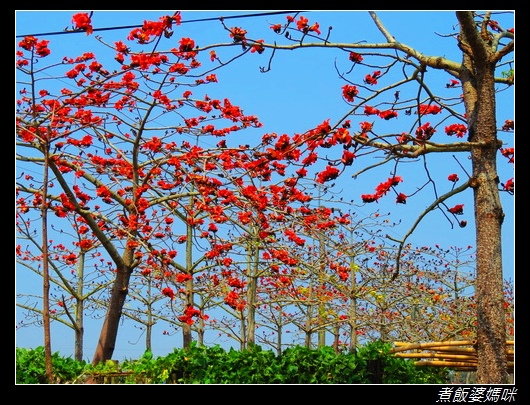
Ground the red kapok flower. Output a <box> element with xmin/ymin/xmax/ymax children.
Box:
<box><xmin>72</xmin><ymin>13</ymin><xmax>93</xmax><ymax>35</ymax></box>
<box><xmin>448</xmin><ymin>204</ymin><xmax>464</xmax><ymax>215</ymax></box>
<box><xmin>349</xmin><ymin>52</ymin><xmax>363</xmax><ymax>63</ymax></box>
<box><xmin>396</xmin><ymin>193</ymin><xmax>407</xmax><ymax>204</ymax></box>
<box><xmin>502</xmin><ymin>178</ymin><xmax>514</xmax><ymax>194</ymax></box>
<box><xmin>447</xmin><ymin>173</ymin><xmax>459</xmax><ymax>182</ymax></box>
<box><xmin>162</xmin><ymin>287</ymin><xmax>175</xmax><ymax>300</ymax></box>
<box><xmin>316</xmin><ymin>165</ymin><xmax>340</xmax><ymax>183</ymax></box>
<box><xmin>341</xmin><ymin>84</ymin><xmax>359</xmax><ymax>102</ymax></box>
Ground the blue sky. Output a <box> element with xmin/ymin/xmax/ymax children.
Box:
<box><xmin>16</xmin><ymin>10</ymin><xmax>515</xmax><ymax>361</ymax></box>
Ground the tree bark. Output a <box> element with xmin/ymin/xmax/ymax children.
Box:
<box><xmin>457</xmin><ymin>11</ymin><xmax>508</xmax><ymax>384</ymax></box>
<box><xmin>91</xmin><ymin>260</ymin><xmax>134</xmax><ymax>365</ymax></box>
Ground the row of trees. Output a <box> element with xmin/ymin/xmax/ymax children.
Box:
<box><xmin>19</xmin><ymin>196</ymin><xmax>513</xmax><ymax>354</ymax></box>
<box><xmin>16</xmin><ymin>11</ymin><xmax>513</xmax><ymax>383</ymax></box>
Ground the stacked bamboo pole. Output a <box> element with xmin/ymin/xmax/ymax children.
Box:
<box><xmin>391</xmin><ymin>340</ymin><xmax>514</xmax><ymax>372</ymax></box>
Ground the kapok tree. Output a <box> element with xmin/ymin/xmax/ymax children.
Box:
<box><xmin>16</xmin><ymin>13</ymin><xmax>283</xmax><ymax>365</ymax></box>
<box><xmin>16</xmin><ymin>210</ymin><xmax>112</xmax><ymax>361</ymax></box>
<box><xmin>17</xmin><ymin>12</ymin><xmax>333</xmax><ymax>365</ymax></box>
<box><xmin>190</xmin><ymin>11</ymin><xmax>513</xmax><ymax>383</ymax></box>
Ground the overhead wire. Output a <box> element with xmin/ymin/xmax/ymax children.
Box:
<box><xmin>15</xmin><ymin>10</ymin><xmax>307</xmax><ymax>38</ymax></box>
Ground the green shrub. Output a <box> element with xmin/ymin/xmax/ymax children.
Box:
<box><xmin>15</xmin><ymin>341</ymin><xmax>449</xmax><ymax>384</ymax></box>
<box><xmin>16</xmin><ymin>347</ymin><xmax>87</xmax><ymax>384</ymax></box>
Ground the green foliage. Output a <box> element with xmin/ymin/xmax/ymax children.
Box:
<box><xmin>502</xmin><ymin>68</ymin><xmax>514</xmax><ymax>81</ymax></box>
<box><xmin>15</xmin><ymin>341</ymin><xmax>449</xmax><ymax>384</ymax></box>
<box><xmin>355</xmin><ymin>340</ymin><xmax>447</xmax><ymax>384</ymax></box>
<box><xmin>15</xmin><ymin>347</ymin><xmax>87</xmax><ymax>384</ymax></box>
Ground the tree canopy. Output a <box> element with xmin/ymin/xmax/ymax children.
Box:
<box><xmin>16</xmin><ymin>10</ymin><xmax>514</xmax><ymax>383</ymax></box>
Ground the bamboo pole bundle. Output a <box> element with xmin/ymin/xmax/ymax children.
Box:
<box><xmin>415</xmin><ymin>360</ymin><xmax>514</xmax><ymax>372</ymax></box>
<box><xmin>392</xmin><ymin>340</ymin><xmax>514</xmax><ymax>354</ymax></box>
<box><xmin>391</xmin><ymin>340</ymin><xmax>515</xmax><ymax>372</ymax></box>
<box><xmin>394</xmin><ymin>352</ymin><xmax>477</xmax><ymax>361</ymax></box>
<box><xmin>415</xmin><ymin>360</ymin><xmax>476</xmax><ymax>368</ymax></box>
<box><xmin>391</xmin><ymin>340</ymin><xmax>476</xmax><ymax>353</ymax></box>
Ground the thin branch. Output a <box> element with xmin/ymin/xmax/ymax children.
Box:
<box><xmin>387</xmin><ymin>179</ymin><xmax>471</xmax><ymax>281</ymax></box>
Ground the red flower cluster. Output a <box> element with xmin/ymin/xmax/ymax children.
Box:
<box><xmin>175</xmin><ymin>273</ymin><xmax>192</xmax><ymax>283</ymax></box>
<box><xmin>316</xmin><ymin>165</ymin><xmax>340</xmax><ymax>183</ymax></box>
<box><xmin>445</xmin><ymin>123</ymin><xmax>467</xmax><ymax>138</ymax></box>
<box><xmin>284</xmin><ymin>229</ymin><xmax>306</xmax><ymax>246</ymax></box>
<box><xmin>17</xmin><ymin>36</ymin><xmax>50</xmax><ymax>58</ymax></box>
<box><xmin>250</xmin><ymin>40</ymin><xmax>265</xmax><ymax>54</ymax></box>
<box><xmin>364</xmin><ymin>105</ymin><xmax>398</xmax><ymax>120</ymax></box>
<box><xmin>270</xmin><ymin>23</ymin><xmax>282</xmax><ymax>33</ymax></box>
<box><xmin>177</xmin><ymin>306</ymin><xmax>204</xmax><ymax>325</ymax></box>
<box><xmin>227</xmin><ymin>277</ymin><xmax>246</xmax><ymax>288</ymax></box>
<box><xmin>342</xmin><ymin>84</ymin><xmax>359</xmax><ymax>102</ymax></box>
<box><xmin>364</xmin><ymin>106</ymin><xmax>380</xmax><ymax>115</ymax></box>
<box><xmin>502</xmin><ymin>120</ymin><xmax>514</xmax><ymax>131</ymax></box>
<box><xmin>361</xmin><ymin>176</ymin><xmax>404</xmax><ymax>204</ymax></box>
<box><xmin>349</xmin><ymin>52</ymin><xmax>363</xmax><ymax>63</ymax></box>
<box><xmin>162</xmin><ymin>287</ymin><xmax>175</xmax><ymax>300</ymax></box>
<box><xmin>224</xmin><ymin>291</ymin><xmax>246</xmax><ymax>311</ymax></box>
<box><xmin>415</xmin><ymin>122</ymin><xmax>436</xmax><ymax>140</ymax></box>
<box><xmin>295</xmin><ymin>16</ymin><xmax>321</xmax><ymax>35</ymax></box>
<box><xmin>448</xmin><ymin>204</ymin><xmax>464</xmax><ymax>215</ymax></box>
<box><xmin>127</xmin><ymin>14</ymin><xmax>181</xmax><ymax>44</ymax></box>
<box><xmin>447</xmin><ymin>173</ymin><xmax>459</xmax><ymax>182</ymax></box>
<box><xmin>379</xmin><ymin>110</ymin><xmax>398</xmax><ymax>120</ymax></box>
<box><xmin>230</xmin><ymin>27</ymin><xmax>247</xmax><ymax>43</ymax></box>
<box><xmin>72</xmin><ymin>13</ymin><xmax>93</xmax><ymax>35</ymax></box>
<box><xmin>418</xmin><ymin>104</ymin><xmax>442</xmax><ymax>115</ymax></box>
<box><xmin>503</xmin><ymin>178</ymin><xmax>514</xmax><ymax>194</ymax></box>
<box><xmin>364</xmin><ymin>70</ymin><xmax>381</xmax><ymax>85</ymax></box>
<box><xmin>500</xmin><ymin>147</ymin><xmax>514</xmax><ymax>164</ymax></box>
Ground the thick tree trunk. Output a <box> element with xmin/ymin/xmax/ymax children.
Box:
<box><xmin>470</xmin><ymin>80</ymin><xmax>508</xmax><ymax>384</ymax></box>
<box><xmin>457</xmin><ymin>11</ymin><xmax>508</xmax><ymax>384</ymax></box>
<box><xmin>91</xmin><ymin>262</ymin><xmax>134</xmax><ymax>365</ymax></box>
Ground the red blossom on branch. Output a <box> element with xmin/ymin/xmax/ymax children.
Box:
<box><xmin>295</xmin><ymin>16</ymin><xmax>321</xmax><ymax>35</ymax></box>
<box><xmin>500</xmin><ymin>147</ymin><xmax>514</xmax><ymax>164</ymax></box>
<box><xmin>364</xmin><ymin>105</ymin><xmax>380</xmax><ymax>116</ymax></box>
<box><xmin>448</xmin><ymin>204</ymin><xmax>465</xmax><ymax>215</ymax></box>
<box><xmin>177</xmin><ymin>306</ymin><xmax>203</xmax><ymax>325</ymax></box>
<box><xmin>361</xmin><ymin>176</ymin><xmax>403</xmax><ymax>203</ymax></box>
<box><xmin>364</xmin><ymin>70</ymin><xmax>381</xmax><ymax>85</ymax></box>
<box><xmin>316</xmin><ymin>165</ymin><xmax>340</xmax><ymax>183</ymax></box>
<box><xmin>18</xmin><ymin>36</ymin><xmax>51</xmax><ymax>58</ymax></box>
<box><xmin>176</xmin><ymin>273</ymin><xmax>192</xmax><ymax>283</ymax></box>
<box><xmin>502</xmin><ymin>119</ymin><xmax>514</xmax><ymax>131</ymax></box>
<box><xmin>250</xmin><ymin>40</ymin><xmax>265</xmax><ymax>54</ymax></box>
<box><xmin>127</xmin><ymin>14</ymin><xmax>180</xmax><ymax>44</ymax></box>
<box><xmin>378</xmin><ymin>110</ymin><xmax>398</xmax><ymax>120</ymax></box>
<box><xmin>415</xmin><ymin>122</ymin><xmax>436</xmax><ymax>140</ymax></box>
<box><xmin>270</xmin><ymin>23</ymin><xmax>282</xmax><ymax>33</ymax></box>
<box><xmin>162</xmin><ymin>287</ymin><xmax>175</xmax><ymax>300</ymax></box>
<box><xmin>396</xmin><ymin>133</ymin><xmax>410</xmax><ymax>144</ymax></box>
<box><xmin>396</xmin><ymin>193</ymin><xmax>407</xmax><ymax>204</ymax></box>
<box><xmin>72</xmin><ymin>13</ymin><xmax>93</xmax><ymax>35</ymax></box>
<box><xmin>341</xmin><ymin>150</ymin><xmax>356</xmax><ymax>166</ymax></box>
<box><xmin>224</xmin><ymin>291</ymin><xmax>246</xmax><ymax>311</ymax></box>
<box><xmin>447</xmin><ymin>173</ymin><xmax>459</xmax><ymax>182</ymax></box>
<box><xmin>502</xmin><ymin>178</ymin><xmax>514</xmax><ymax>194</ymax></box>
<box><xmin>341</xmin><ymin>84</ymin><xmax>359</xmax><ymax>102</ymax></box>
<box><xmin>349</xmin><ymin>52</ymin><xmax>363</xmax><ymax>63</ymax></box>
<box><xmin>418</xmin><ymin>104</ymin><xmax>442</xmax><ymax>115</ymax></box>
<box><xmin>229</xmin><ymin>27</ymin><xmax>247</xmax><ymax>43</ymax></box>
<box><xmin>445</xmin><ymin>123</ymin><xmax>467</xmax><ymax>138</ymax></box>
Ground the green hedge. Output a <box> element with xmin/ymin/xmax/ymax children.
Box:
<box><xmin>16</xmin><ymin>341</ymin><xmax>449</xmax><ymax>384</ymax></box>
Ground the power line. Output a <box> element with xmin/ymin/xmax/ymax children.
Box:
<box><xmin>16</xmin><ymin>10</ymin><xmax>307</xmax><ymax>38</ymax></box>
